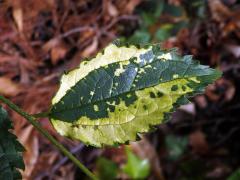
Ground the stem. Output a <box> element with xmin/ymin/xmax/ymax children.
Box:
<box><xmin>0</xmin><ymin>95</ymin><xmax>98</xmax><ymax>180</ymax></box>
<box><xmin>32</xmin><ymin>111</ymin><xmax>50</xmax><ymax>118</ymax></box>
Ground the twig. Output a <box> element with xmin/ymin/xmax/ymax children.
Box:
<box><xmin>105</xmin><ymin>15</ymin><xmax>140</xmax><ymax>31</ymax></box>
<box><xmin>60</xmin><ymin>26</ymin><xmax>94</xmax><ymax>39</ymax></box>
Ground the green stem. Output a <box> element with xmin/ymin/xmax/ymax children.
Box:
<box><xmin>32</xmin><ymin>111</ymin><xmax>50</xmax><ymax>118</ymax></box>
<box><xmin>0</xmin><ymin>95</ymin><xmax>98</xmax><ymax>180</ymax></box>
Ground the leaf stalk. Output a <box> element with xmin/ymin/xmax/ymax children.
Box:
<box><xmin>0</xmin><ymin>95</ymin><xmax>98</xmax><ymax>180</ymax></box>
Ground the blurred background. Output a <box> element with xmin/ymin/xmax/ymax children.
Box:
<box><xmin>0</xmin><ymin>0</ymin><xmax>240</xmax><ymax>179</ymax></box>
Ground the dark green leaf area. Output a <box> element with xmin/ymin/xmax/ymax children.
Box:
<box><xmin>51</xmin><ymin>55</ymin><xmax>220</xmax><ymax>122</ymax></box>
<box><xmin>0</xmin><ymin>106</ymin><xmax>25</xmax><ymax>180</ymax></box>
<box><xmin>96</xmin><ymin>157</ymin><xmax>118</xmax><ymax>180</ymax></box>
<box><xmin>228</xmin><ymin>168</ymin><xmax>240</xmax><ymax>180</ymax></box>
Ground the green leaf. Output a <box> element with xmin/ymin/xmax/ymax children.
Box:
<box><xmin>164</xmin><ymin>4</ymin><xmax>185</xmax><ymax>17</ymax></box>
<box><xmin>0</xmin><ymin>106</ymin><xmax>25</xmax><ymax>180</ymax></box>
<box><xmin>123</xmin><ymin>147</ymin><xmax>150</xmax><ymax>179</ymax></box>
<box><xmin>227</xmin><ymin>169</ymin><xmax>240</xmax><ymax>180</ymax></box>
<box><xmin>137</xmin><ymin>0</ymin><xmax>165</xmax><ymax>27</ymax></box>
<box><xmin>96</xmin><ymin>157</ymin><xmax>118</xmax><ymax>180</ymax></box>
<box><xmin>50</xmin><ymin>41</ymin><xmax>221</xmax><ymax>147</ymax></box>
<box><xmin>154</xmin><ymin>22</ymin><xmax>189</xmax><ymax>42</ymax></box>
<box><xmin>155</xmin><ymin>24</ymin><xmax>173</xmax><ymax>41</ymax></box>
<box><xmin>128</xmin><ymin>30</ymin><xmax>151</xmax><ymax>44</ymax></box>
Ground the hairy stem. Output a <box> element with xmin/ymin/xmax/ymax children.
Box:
<box><xmin>0</xmin><ymin>95</ymin><xmax>98</xmax><ymax>180</ymax></box>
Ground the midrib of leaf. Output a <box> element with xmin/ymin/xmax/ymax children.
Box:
<box><xmin>51</xmin><ymin>74</ymin><xmax>207</xmax><ymax>115</ymax></box>
<box><xmin>51</xmin><ymin>56</ymin><xmax>216</xmax><ymax>115</ymax></box>
<box><xmin>52</xmin><ymin>59</ymin><xmax>174</xmax><ymax>106</ymax></box>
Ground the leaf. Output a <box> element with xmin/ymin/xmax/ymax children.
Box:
<box><xmin>128</xmin><ymin>30</ymin><xmax>151</xmax><ymax>44</ymax></box>
<box><xmin>0</xmin><ymin>106</ymin><xmax>25</xmax><ymax>180</ymax></box>
<box><xmin>123</xmin><ymin>147</ymin><xmax>150</xmax><ymax>179</ymax></box>
<box><xmin>96</xmin><ymin>157</ymin><xmax>118</xmax><ymax>180</ymax></box>
<box><xmin>155</xmin><ymin>24</ymin><xmax>173</xmax><ymax>41</ymax></box>
<box><xmin>50</xmin><ymin>41</ymin><xmax>221</xmax><ymax>147</ymax></box>
<box><xmin>136</xmin><ymin>0</ymin><xmax>165</xmax><ymax>27</ymax></box>
<box><xmin>227</xmin><ymin>169</ymin><xmax>240</xmax><ymax>180</ymax></box>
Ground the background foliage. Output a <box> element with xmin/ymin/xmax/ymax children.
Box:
<box><xmin>0</xmin><ymin>106</ymin><xmax>24</xmax><ymax>180</ymax></box>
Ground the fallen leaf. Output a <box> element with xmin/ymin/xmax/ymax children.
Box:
<box><xmin>108</xmin><ymin>1</ymin><xmax>119</xmax><ymax>17</ymax></box>
<box><xmin>124</xmin><ymin>0</ymin><xmax>141</xmax><ymax>14</ymax></box>
<box><xmin>12</xmin><ymin>3</ymin><xmax>23</xmax><ymax>32</ymax></box>
<box><xmin>51</xmin><ymin>44</ymin><xmax>68</xmax><ymax>65</ymax></box>
<box><xmin>189</xmin><ymin>130</ymin><xmax>209</xmax><ymax>154</ymax></box>
<box><xmin>82</xmin><ymin>38</ymin><xmax>98</xmax><ymax>57</ymax></box>
<box><xmin>18</xmin><ymin>125</ymin><xmax>39</xmax><ymax>179</ymax></box>
<box><xmin>209</xmin><ymin>0</ymin><xmax>232</xmax><ymax>21</ymax></box>
<box><xmin>225</xmin><ymin>44</ymin><xmax>240</xmax><ymax>58</ymax></box>
<box><xmin>43</xmin><ymin>38</ymin><xmax>61</xmax><ymax>52</ymax></box>
<box><xmin>0</xmin><ymin>77</ymin><xmax>21</xmax><ymax>97</ymax></box>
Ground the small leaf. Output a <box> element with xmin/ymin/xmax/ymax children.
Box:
<box><xmin>155</xmin><ymin>24</ymin><xmax>173</xmax><ymax>41</ymax></box>
<box><xmin>123</xmin><ymin>147</ymin><xmax>150</xmax><ymax>179</ymax></box>
<box><xmin>0</xmin><ymin>106</ymin><xmax>25</xmax><ymax>180</ymax></box>
<box><xmin>141</xmin><ymin>12</ymin><xmax>157</xmax><ymax>27</ymax></box>
<box><xmin>136</xmin><ymin>0</ymin><xmax>165</xmax><ymax>27</ymax></box>
<box><xmin>128</xmin><ymin>30</ymin><xmax>151</xmax><ymax>44</ymax></box>
<box><xmin>96</xmin><ymin>157</ymin><xmax>118</xmax><ymax>180</ymax></box>
<box><xmin>50</xmin><ymin>41</ymin><xmax>221</xmax><ymax>147</ymax></box>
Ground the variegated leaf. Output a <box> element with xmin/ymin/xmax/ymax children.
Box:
<box><xmin>50</xmin><ymin>42</ymin><xmax>221</xmax><ymax>147</ymax></box>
